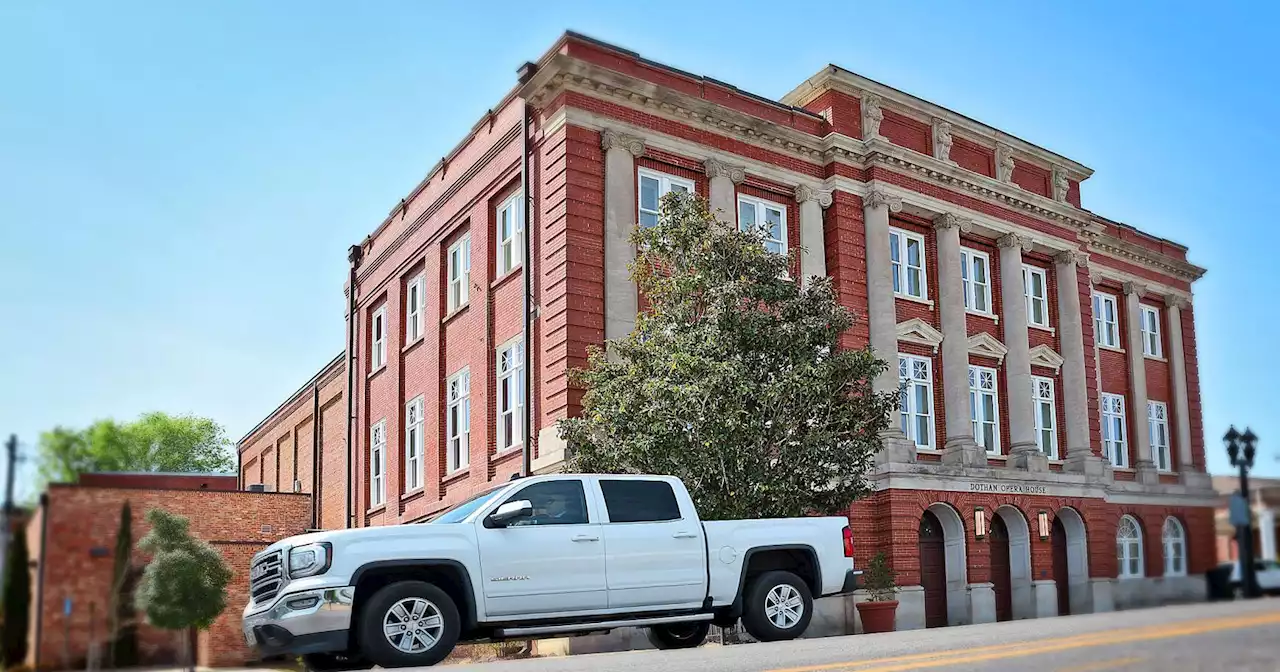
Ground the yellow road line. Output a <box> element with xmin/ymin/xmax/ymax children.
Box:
<box><xmin>768</xmin><ymin>610</ymin><xmax>1280</xmax><ymax>672</ymax></box>
<box><xmin>1055</xmin><ymin>657</ymin><xmax>1144</xmax><ymax>672</ymax></box>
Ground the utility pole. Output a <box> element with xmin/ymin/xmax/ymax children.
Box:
<box><xmin>0</xmin><ymin>434</ymin><xmax>17</xmax><ymax>581</ymax></box>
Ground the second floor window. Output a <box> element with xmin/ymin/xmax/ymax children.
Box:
<box><xmin>889</xmin><ymin>228</ymin><xmax>927</xmax><ymax>300</ymax></box>
<box><xmin>447</xmin><ymin>369</ymin><xmax>471</xmax><ymax>473</ymax></box>
<box><xmin>1024</xmin><ymin>266</ymin><xmax>1049</xmax><ymax>328</ymax></box>
<box><xmin>638</xmin><ymin>169</ymin><xmax>694</xmax><ymax>228</ymax></box>
<box><xmin>448</xmin><ymin>235</ymin><xmax>471</xmax><ymax>312</ymax></box>
<box><xmin>371</xmin><ymin>306</ymin><xmax>387</xmax><ymax>370</ymax></box>
<box><xmin>1032</xmin><ymin>376</ymin><xmax>1057</xmax><ymax>459</ymax></box>
<box><xmin>406</xmin><ymin>274</ymin><xmax>424</xmax><ymax>341</ymax></box>
<box><xmin>1141</xmin><ymin>305</ymin><xmax>1162</xmax><ymax>357</ymax></box>
<box><xmin>960</xmin><ymin>248</ymin><xmax>991</xmax><ymax>314</ymax></box>
<box><xmin>1102</xmin><ymin>393</ymin><xmax>1127</xmax><ymax>467</ymax></box>
<box><xmin>1093</xmin><ymin>292</ymin><xmax>1119</xmax><ymax>348</ymax></box>
<box><xmin>497</xmin><ymin>338</ymin><xmax>525</xmax><ymax>451</ymax></box>
<box><xmin>497</xmin><ymin>191</ymin><xmax>523</xmax><ymax>275</ymax></box>
<box><xmin>898</xmin><ymin>355</ymin><xmax>935</xmax><ymax>450</ymax></box>
<box><xmin>405</xmin><ymin>396</ymin><xmax>424</xmax><ymax>491</ymax></box>
<box><xmin>1149</xmin><ymin>401</ymin><xmax>1171</xmax><ymax>471</ymax></box>
<box><xmin>370</xmin><ymin>419</ymin><xmax>386</xmax><ymax>506</ymax></box>
<box><xmin>970</xmin><ymin>365</ymin><xmax>1000</xmax><ymax>453</ymax></box>
<box><xmin>737</xmin><ymin>195</ymin><xmax>787</xmax><ymax>255</ymax></box>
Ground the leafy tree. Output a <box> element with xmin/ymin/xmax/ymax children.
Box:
<box><xmin>108</xmin><ymin>502</ymin><xmax>139</xmax><ymax>668</ymax></box>
<box><xmin>2</xmin><ymin>527</ymin><xmax>31</xmax><ymax>666</ymax></box>
<box><xmin>36</xmin><ymin>412</ymin><xmax>234</xmax><ymax>487</ymax></box>
<box><xmin>135</xmin><ymin>508</ymin><xmax>232</xmax><ymax>671</ymax></box>
<box><xmin>561</xmin><ymin>193</ymin><xmax>895</xmax><ymax>520</ymax></box>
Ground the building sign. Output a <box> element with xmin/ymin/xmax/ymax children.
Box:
<box><xmin>966</xmin><ymin>481</ymin><xmax>1049</xmax><ymax>495</ymax></box>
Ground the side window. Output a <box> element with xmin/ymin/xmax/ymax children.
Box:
<box><xmin>600</xmin><ymin>480</ymin><xmax>682</xmax><ymax>523</ymax></box>
<box><xmin>503</xmin><ymin>480</ymin><xmax>588</xmax><ymax>527</ymax></box>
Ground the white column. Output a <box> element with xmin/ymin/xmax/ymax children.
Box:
<box><xmin>934</xmin><ymin>213</ymin><xmax>983</xmax><ymax>466</ymax></box>
<box><xmin>1055</xmin><ymin>250</ymin><xmax>1104</xmax><ymax>476</ymax></box>
<box><xmin>601</xmin><ymin>129</ymin><xmax>645</xmax><ymax>346</ymax></box>
<box><xmin>1124</xmin><ymin>281</ymin><xmax>1157</xmax><ymax>484</ymax></box>
<box><xmin>1164</xmin><ymin>295</ymin><xmax>1203</xmax><ymax>486</ymax></box>
<box><xmin>864</xmin><ymin>189</ymin><xmax>915</xmax><ymax>463</ymax></box>
<box><xmin>704</xmin><ymin>158</ymin><xmax>744</xmax><ymax>226</ymax></box>
<box><xmin>795</xmin><ymin>184</ymin><xmax>832</xmax><ymax>284</ymax></box>
<box><xmin>998</xmin><ymin>233</ymin><xmax>1047</xmax><ymax>471</ymax></box>
<box><xmin>1260</xmin><ymin>508</ymin><xmax>1278</xmax><ymax>561</ymax></box>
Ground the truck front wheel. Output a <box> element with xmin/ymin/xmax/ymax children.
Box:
<box><xmin>357</xmin><ymin>580</ymin><xmax>460</xmax><ymax>668</ymax></box>
<box><xmin>741</xmin><ymin>570</ymin><xmax>813</xmax><ymax>642</ymax></box>
<box><xmin>646</xmin><ymin>622</ymin><xmax>710</xmax><ymax>649</ymax></box>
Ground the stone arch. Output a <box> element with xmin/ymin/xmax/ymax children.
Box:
<box><xmin>925</xmin><ymin>502</ymin><xmax>969</xmax><ymax>626</ymax></box>
<box><xmin>994</xmin><ymin>505</ymin><xmax>1034</xmax><ymax>619</ymax></box>
<box><xmin>1056</xmin><ymin>506</ymin><xmax>1091</xmax><ymax>615</ymax></box>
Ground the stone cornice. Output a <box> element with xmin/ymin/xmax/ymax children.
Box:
<box><xmin>1083</xmin><ymin>231</ymin><xmax>1206</xmax><ymax>282</ymax></box>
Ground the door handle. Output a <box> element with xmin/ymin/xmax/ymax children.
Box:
<box><xmin>571</xmin><ymin>534</ymin><xmax>599</xmax><ymax>542</ymax></box>
<box><xmin>673</xmin><ymin>531</ymin><xmax>698</xmax><ymax>539</ymax></box>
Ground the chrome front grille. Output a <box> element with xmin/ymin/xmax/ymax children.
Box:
<box><xmin>250</xmin><ymin>550</ymin><xmax>284</xmax><ymax>605</ymax></box>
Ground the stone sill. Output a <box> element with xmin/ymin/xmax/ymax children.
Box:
<box><xmin>896</xmin><ymin>293</ymin><xmax>935</xmax><ymax>309</ymax></box>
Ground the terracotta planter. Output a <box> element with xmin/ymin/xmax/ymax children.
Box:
<box><xmin>856</xmin><ymin>599</ymin><xmax>898</xmax><ymax>634</ymax></box>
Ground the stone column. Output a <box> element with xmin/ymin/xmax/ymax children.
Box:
<box><xmin>704</xmin><ymin>158</ymin><xmax>745</xmax><ymax>226</ymax></box>
<box><xmin>795</xmin><ymin>184</ymin><xmax>832</xmax><ymax>285</ymax></box>
<box><xmin>934</xmin><ymin>213</ymin><xmax>984</xmax><ymax>467</ymax></box>
<box><xmin>864</xmin><ymin>189</ymin><xmax>916</xmax><ymax>463</ymax></box>
<box><xmin>1165</xmin><ymin>296</ymin><xmax>1208</xmax><ymax>488</ymax></box>
<box><xmin>601</xmin><ymin>129</ymin><xmax>645</xmax><ymax>346</ymax></box>
<box><xmin>998</xmin><ymin>233</ymin><xmax>1048</xmax><ymax>471</ymax></box>
<box><xmin>1124</xmin><ymin>282</ymin><xmax>1158</xmax><ymax>484</ymax></box>
<box><xmin>1056</xmin><ymin>251</ymin><xmax>1104</xmax><ymax>476</ymax></box>
<box><xmin>1260</xmin><ymin>508</ymin><xmax>1278</xmax><ymax>561</ymax></box>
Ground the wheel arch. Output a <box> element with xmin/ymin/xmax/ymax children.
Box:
<box><xmin>727</xmin><ymin>544</ymin><xmax>821</xmax><ymax>618</ymax></box>
<box><xmin>350</xmin><ymin>559</ymin><xmax>479</xmax><ymax>635</ymax></box>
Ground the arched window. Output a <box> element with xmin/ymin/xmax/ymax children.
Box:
<box><xmin>1163</xmin><ymin>517</ymin><xmax>1187</xmax><ymax>577</ymax></box>
<box><xmin>1116</xmin><ymin>515</ymin><xmax>1144</xmax><ymax>579</ymax></box>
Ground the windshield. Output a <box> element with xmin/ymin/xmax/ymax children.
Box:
<box><xmin>425</xmin><ymin>488</ymin><xmax>506</xmax><ymax>524</ymax></box>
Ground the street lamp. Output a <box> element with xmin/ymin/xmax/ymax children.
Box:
<box><xmin>1226</xmin><ymin>426</ymin><xmax>1261</xmax><ymax>598</ymax></box>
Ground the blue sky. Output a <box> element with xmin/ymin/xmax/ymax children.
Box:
<box><xmin>3</xmin><ymin>1</ymin><xmax>1278</xmax><ymax>497</ymax></box>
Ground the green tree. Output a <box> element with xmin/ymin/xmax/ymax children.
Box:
<box><xmin>135</xmin><ymin>508</ymin><xmax>232</xmax><ymax>671</ymax></box>
<box><xmin>561</xmin><ymin>193</ymin><xmax>895</xmax><ymax>520</ymax></box>
<box><xmin>2</xmin><ymin>527</ymin><xmax>31</xmax><ymax>666</ymax></box>
<box><xmin>36</xmin><ymin>412</ymin><xmax>234</xmax><ymax>487</ymax></box>
<box><xmin>108</xmin><ymin>502</ymin><xmax>139</xmax><ymax>668</ymax></box>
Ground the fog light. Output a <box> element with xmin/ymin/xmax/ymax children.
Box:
<box><xmin>287</xmin><ymin>596</ymin><xmax>320</xmax><ymax>610</ymax></box>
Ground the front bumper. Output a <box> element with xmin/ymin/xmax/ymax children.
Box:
<box><xmin>242</xmin><ymin>586</ymin><xmax>354</xmax><ymax>656</ymax></box>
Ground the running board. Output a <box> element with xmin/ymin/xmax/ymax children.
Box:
<box><xmin>494</xmin><ymin>612</ymin><xmax>712</xmax><ymax>638</ymax></box>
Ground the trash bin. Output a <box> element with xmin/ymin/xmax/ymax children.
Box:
<box><xmin>1206</xmin><ymin>564</ymin><xmax>1233</xmax><ymax>601</ymax></box>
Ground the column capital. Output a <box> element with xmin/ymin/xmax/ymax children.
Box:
<box><xmin>600</xmin><ymin>128</ymin><xmax>646</xmax><ymax>157</ymax></box>
<box><xmin>1123</xmin><ymin>280</ymin><xmax>1147</xmax><ymax>297</ymax></box>
<box><xmin>1164</xmin><ymin>295</ymin><xmax>1190</xmax><ymax>310</ymax></box>
<box><xmin>1053</xmin><ymin>249</ymin><xmax>1089</xmax><ymax>267</ymax></box>
<box><xmin>704</xmin><ymin>157</ymin><xmax>746</xmax><ymax>184</ymax></box>
<box><xmin>864</xmin><ymin>189</ymin><xmax>902</xmax><ymax>213</ymax></box>
<box><xmin>794</xmin><ymin>184</ymin><xmax>833</xmax><ymax>208</ymax></box>
<box><xmin>932</xmin><ymin>212</ymin><xmax>972</xmax><ymax>233</ymax></box>
<box><xmin>997</xmin><ymin>232</ymin><xmax>1033</xmax><ymax>252</ymax></box>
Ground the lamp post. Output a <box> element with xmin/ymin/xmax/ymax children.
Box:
<box><xmin>1226</xmin><ymin>426</ymin><xmax>1261</xmax><ymax>598</ymax></box>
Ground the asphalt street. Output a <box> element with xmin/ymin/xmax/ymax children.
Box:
<box><xmin>448</xmin><ymin>598</ymin><xmax>1280</xmax><ymax>672</ymax></box>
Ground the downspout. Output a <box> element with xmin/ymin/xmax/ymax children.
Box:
<box><xmin>311</xmin><ymin>382</ymin><xmax>321</xmax><ymax>530</ymax></box>
<box><xmin>33</xmin><ymin>493</ymin><xmax>49</xmax><ymax>670</ymax></box>
<box><xmin>345</xmin><ymin>244</ymin><xmax>362</xmax><ymax>529</ymax></box>
<box><xmin>518</xmin><ymin>62</ymin><xmax>538</xmax><ymax>477</ymax></box>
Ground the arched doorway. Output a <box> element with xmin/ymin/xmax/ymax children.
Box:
<box><xmin>993</xmin><ymin>505</ymin><xmax>1033</xmax><ymax>619</ymax></box>
<box><xmin>990</xmin><ymin>515</ymin><xmax>1012</xmax><ymax>621</ymax></box>
<box><xmin>1054</xmin><ymin>507</ymin><xmax>1091</xmax><ymax>615</ymax></box>
<box><xmin>919</xmin><ymin>510</ymin><xmax>948</xmax><ymax>628</ymax></box>
<box><xmin>1052</xmin><ymin>517</ymin><xmax>1070</xmax><ymax>615</ymax></box>
<box><xmin>922</xmin><ymin>503</ymin><xmax>969</xmax><ymax>627</ymax></box>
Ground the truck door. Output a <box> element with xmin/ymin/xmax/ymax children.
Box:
<box><xmin>595</xmin><ymin>478</ymin><xmax>708</xmax><ymax>610</ymax></box>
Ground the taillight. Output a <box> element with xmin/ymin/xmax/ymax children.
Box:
<box><xmin>842</xmin><ymin>525</ymin><xmax>854</xmax><ymax>558</ymax></box>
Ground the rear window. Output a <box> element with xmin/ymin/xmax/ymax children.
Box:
<box><xmin>600</xmin><ymin>480</ymin><xmax>681</xmax><ymax>523</ymax></box>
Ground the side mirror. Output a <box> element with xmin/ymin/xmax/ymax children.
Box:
<box><xmin>488</xmin><ymin>500</ymin><xmax>533</xmax><ymax>527</ymax></box>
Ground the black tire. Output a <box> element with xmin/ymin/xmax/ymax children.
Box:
<box><xmin>301</xmin><ymin>652</ymin><xmax>370</xmax><ymax>672</ymax></box>
<box><xmin>357</xmin><ymin>580</ymin><xmax>461</xmax><ymax>668</ymax></box>
<box><xmin>740</xmin><ymin>570</ymin><xmax>813</xmax><ymax>642</ymax></box>
<box><xmin>646</xmin><ymin>622</ymin><xmax>710</xmax><ymax>649</ymax></box>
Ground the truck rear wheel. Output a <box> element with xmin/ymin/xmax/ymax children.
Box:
<box><xmin>646</xmin><ymin>622</ymin><xmax>710</xmax><ymax>649</ymax></box>
<box><xmin>741</xmin><ymin>570</ymin><xmax>812</xmax><ymax>642</ymax></box>
<box><xmin>357</xmin><ymin>580</ymin><xmax>460</xmax><ymax>668</ymax></box>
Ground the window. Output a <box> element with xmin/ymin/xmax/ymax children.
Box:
<box><xmin>737</xmin><ymin>195</ymin><xmax>787</xmax><ymax>255</ymax></box>
<box><xmin>969</xmin><ymin>365</ymin><xmax>1000</xmax><ymax>453</ymax></box>
<box><xmin>1116</xmin><ymin>515</ymin><xmax>1144</xmax><ymax>579</ymax></box>
<box><xmin>405</xmin><ymin>396</ymin><xmax>424</xmax><ymax>491</ymax></box>
<box><xmin>497</xmin><ymin>338</ymin><xmax>525</xmax><ymax>451</ymax></box>
<box><xmin>1024</xmin><ymin>266</ymin><xmax>1049</xmax><ymax>328</ymax></box>
<box><xmin>1149</xmin><ymin>401</ymin><xmax>1171</xmax><ymax>471</ymax></box>
<box><xmin>1102</xmin><ymin>393</ymin><xmax>1128</xmax><ymax>467</ymax></box>
<box><xmin>447</xmin><ymin>369</ymin><xmax>471</xmax><ymax>473</ymax></box>
<box><xmin>1163</xmin><ymin>517</ymin><xmax>1186</xmax><ymax>577</ymax></box>
<box><xmin>406</xmin><ymin>275</ymin><xmax>424</xmax><ymax>341</ymax></box>
<box><xmin>1032</xmin><ymin>376</ymin><xmax>1057</xmax><ymax>459</ymax></box>
<box><xmin>1141</xmin><ymin>305</ymin><xmax>1162</xmax><ymax>357</ymax></box>
<box><xmin>497</xmin><ymin>191</ymin><xmax>523</xmax><ymax>275</ymax></box>
<box><xmin>1093</xmin><ymin>292</ymin><xmax>1119</xmax><ymax>348</ymax></box>
<box><xmin>889</xmin><ymin>228</ymin><xmax>927</xmax><ymax>299</ymax></box>
<box><xmin>638</xmin><ymin>169</ymin><xmax>694</xmax><ymax>228</ymax></box>
<box><xmin>502</xmin><ymin>480</ymin><xmax>588</xmax><ymax>526</ymax></box>
<box><xmin>447</xmin><ymin>236</ymin><xmax>471</xmax><ymax>312</ymax></box>
<box><xmin>370</xmin><ymin>419</ymin><xmax>386</xmax><ymax>506</ymax></box>
<box><xmin>371</xmin><ymin>306</ymin><xmax>387</xmax><ymax>370</ymax></box>
<box><xmin>960</xmin><ymin>248</ymin><xmax>992</xmax><ymax>314</ymax></box>
<box><xmin>600</xmin><ymin>480</ymin><xmax>682</xmax><ymax>523</ymax></box>
<box><xmin>898</xmin><ymin>355</ymin><xmax>935</xmax><ymax>449</ymax></box>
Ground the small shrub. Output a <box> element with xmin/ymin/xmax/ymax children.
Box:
<box><xmin>862</xmin><ymin>551</ymin><xmax>898</xmax><ymax>602</ymax></box>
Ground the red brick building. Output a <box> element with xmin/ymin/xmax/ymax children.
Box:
<box><xmin>241</xmin><ymin>32</ymin><xmax>1215</xmax><ymax>631</ymax></box>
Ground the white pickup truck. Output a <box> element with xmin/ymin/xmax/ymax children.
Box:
<box><xmin>242</xmin><ymin>473</ymin><xmax>859</xmax><ymax>669</ymax></box>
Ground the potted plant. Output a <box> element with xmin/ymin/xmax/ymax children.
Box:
<box><xmin>855</xmin><ymin>551</ymin><xmax>898</xmax><ymax>634</ymax></box>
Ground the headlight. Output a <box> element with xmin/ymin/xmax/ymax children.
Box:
<box><xmin>288</xmin><ymin>542</ymin><xmax>331</xmax><ymax>578</ymax></box>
